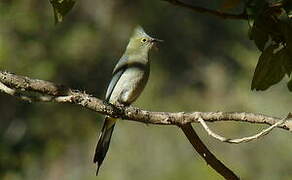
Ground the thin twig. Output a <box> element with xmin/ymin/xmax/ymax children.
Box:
<box><xmin>198</xmin><ymin>117</ymin><xmax>287</xmax><ymax>144</ymax></box>
<box><xmin>162</xmin><ymin>0</ymin><xmax>248</xmax><ymax>20</ymax></box>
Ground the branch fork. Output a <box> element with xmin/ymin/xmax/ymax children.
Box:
<box><xmin>1</xmin><ymin>70</ymin><xmax>291</xmax><ymax>180</ymax></box>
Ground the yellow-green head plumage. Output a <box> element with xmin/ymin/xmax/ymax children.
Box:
<box><xmin>125</xmin><ymin>26</ymin><xmax>162</xmax><ymax>56</ymax></box>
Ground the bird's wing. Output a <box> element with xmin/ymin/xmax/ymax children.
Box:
<box><xmin>112</xmin><ymin>55</ymin><xmax>128</xmax><ymax>75</ymax></box>
<box><xmin>105</xmin><ymin>56</ymin><xmax>129</xmax><ymax>100</ymax></box>
<box><xmin>106</xmin><ymin>56</ymin><xmax>147</xmax><ymax>101</ymax></box>
<box><xmin>105</xmin><ymin>69</ymin><xmax>125</xmax><ymax>101</ymax></box>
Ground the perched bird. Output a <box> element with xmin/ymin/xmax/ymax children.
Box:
<box><xmin>93</xmin><ymin>26</ymin><xmax>162</xmax><ymax>175</ymax></box>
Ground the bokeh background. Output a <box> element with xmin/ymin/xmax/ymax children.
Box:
<box><xmin>1</xmin><ymin>0</ymin><xmax>292</xmax><ymax>179</ymax></box>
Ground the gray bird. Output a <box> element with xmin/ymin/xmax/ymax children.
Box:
<box><xmin>93</xmin><ymin>26</ymin><xmax>161</xmax><ymax>175</ymax></box>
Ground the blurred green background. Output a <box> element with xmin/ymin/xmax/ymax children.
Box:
<box><xmin>1</xmin><ymin>0</ymin><xmax>292</xmax><ymax>179</ymax></box>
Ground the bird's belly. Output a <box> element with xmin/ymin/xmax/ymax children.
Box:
<box><xmin>109</xmin><ymin>67</ymin><xmax>149</xmax><ymax>105</ymax></box>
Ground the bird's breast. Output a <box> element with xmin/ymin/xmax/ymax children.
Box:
<box><xmin>109</xmin><ymin>65</ymin><xmax>149</xmax><ymax>104</ymax></box>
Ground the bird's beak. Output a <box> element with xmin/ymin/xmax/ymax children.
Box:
<box><xmin>150</xmin><ymin>38</ymin><xmax>162</xmax><ymax>51</ymax></box>
<box><xmin>151</xmin><ymin>38</ymin><xmax>163</xmax><ymax>43</ymax></box>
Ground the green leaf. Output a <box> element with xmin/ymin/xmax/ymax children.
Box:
<box><xmin>247</xmin><ymin>1</ymin><xmax>281</xmax><ymax>51</ymax></box>
<box><xmin>282</xmin><ymin>26</ymin><xmax>292</xmax><ymax>57</ymax></box>
<box><xmin>246</xmin><ymin>0</ymin><xmax>267</xmax><ymax>29</ymax></box>
<box><xmin>49</xmin><ymin>0</ymin><xmax>76</xmax><ymax>24</ymax></box>
<box><xmin>249</xmin><ymin>25</ymin><xmax>269</xmax><ymax>51</ymax></box>
<box><xmin>251</xmin><ymin>44</ymin><xmax>286</xmax><ymax>90</ymax></box>
<box><xmin>281</xmin><ymin>48</ymin><xmax>292</xmax><ymax>76</ymax></box>
<box><xmin>277</xmin><ymin>7</ymin><xmax>292</xmax><ymax>57</ymax></box>
<box><xmin>283</xmin><ymin>0</ymin><xmax>292</xmax><ymax>14</ymax></box>
<box><xmin>287</xmin><ymin>78</ymin><xmax>292</xmax><ymax>91</ymax></box>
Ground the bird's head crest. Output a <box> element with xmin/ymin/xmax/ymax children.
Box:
<box><xmin>132</xmin><ymin>25</ymin><xmax>149</xmax><ymax>38</ymax></box>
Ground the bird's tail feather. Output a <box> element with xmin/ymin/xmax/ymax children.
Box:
<box><xmin>93</xmin><ymin>116</ymin><xmax>116</xmax><ymax>175</ymax></box>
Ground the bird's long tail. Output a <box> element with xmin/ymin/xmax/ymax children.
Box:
<box><xmin>93</xmin><ymin>116</ymin><xmax>117</xmax><ymax>175</ymax></box>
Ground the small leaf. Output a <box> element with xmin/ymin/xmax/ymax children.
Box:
<box><xmin>249</xmin><ymin>25</ymin><xmax>269</xmax><ymax>51</ymax></box>
<box><xmin>50</xmin><ymin>0</ymin><xmax>76</xmax><ymax>24</ymax></box>
<box><xmin>281</xmin><ymin>48</ymin><xmax>292</xmax><ymax>76</ymax></box>
<box><xmin>283</xmin><ymin>0</ymin><xmax>292</xmax><ymax>14</ymax></box>
<box><xmin>246</xmin><ymin>6</ymin><xmax>256</xmax><ymax>28</ymax></box>
<box><xmin>251</xmin><ymin>44</ymin><xmax>286</xmax><ymax>90</ymax></box>
<box><xmin>287</xmin><ymin>78</ymin><xmax>292</xmax><ymax>91</ymax></box>
<box><xmin>247</xmin><ymin>1</ymin><xmax>280</xmax><ymax>51</ymax></box>
<box><xmin>246</xmin><ymin>0</ymin><xmax>268</xmax><ymax>19</ymax></box>
<box><xmin>282</xmin><ymin>25</ymin><xmax>292</xmax><ymax>57</ymax></box>
<box><xmin>276</xmin><ymin>8</ymin><xmax>292</xmax><ymax>58</ymax></box>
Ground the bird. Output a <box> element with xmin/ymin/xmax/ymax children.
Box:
<box><xmin>93</xmin><ymin>26</ymin><xmax>162</xmax><ymax>175</ymax></box>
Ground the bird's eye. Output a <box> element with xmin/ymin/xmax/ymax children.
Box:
<box><xmin>141</xmin><ymin>38</ymin><xmax>147</xmax><ymax>42</ymax></box>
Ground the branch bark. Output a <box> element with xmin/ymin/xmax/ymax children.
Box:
<box><xmin>162</xmin><ymin>0</ymin><xmax>248</xmax><ymax>20</ymax></box>
<box><xmin>180</xmin><ymin>124</ymin><xmax>239</xmax><ymax>180</ymax></box>
<box><xmin>0</xmin><ymin>71</ymin><xmax>291</xmax><ymax>131</ymax></box>
<box><xmin>1</xmin><ymin>70</ymin><xmax>292</xmax><ymax>180</ymax></box>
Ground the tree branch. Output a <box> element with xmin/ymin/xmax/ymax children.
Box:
<box><xmin>180</xmin><ymin>124</ymin><xmax>239</xmax><ymax>180</ymax></box>
<box><xmin>0</xmin><ymin>71</ymin><xmax>291</xmax><ymax>131</ymax></box>
<box><xmin>1</xmin><ymin>70</ymin><xmax>292</xmax><ymax>179</ymax></box>
<box><xmin>162</xmin><ymin>0</ymin><xmax>248</xmax><ymax>20</ymax></box>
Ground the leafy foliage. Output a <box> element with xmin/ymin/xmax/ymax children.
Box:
<box><xmin>247</xmin><ymin>0</ymin><xmax>292</xmax><ymax>91</ymax></box>
<box><xmin>49</xmin><ymin>0</ymin><xmax>75</xmax><ymax>24</ymax></box>
<box><xmin>251</xmin><ymin>44</ymin><xmax>287</xmax><ymax>90</ymax></box>
<box><xmin>47</xmin><ymin>0</ymin><xmax>292</xmax><ymax>91</ymax></box>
